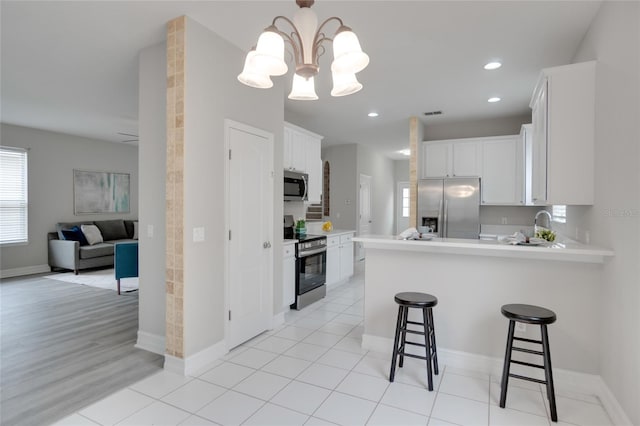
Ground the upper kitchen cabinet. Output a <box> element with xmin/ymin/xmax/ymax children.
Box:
<box><xmin>530</xmin><ymin>61</ymin><xmax>596</xmax><ymax>205</ymax></box>
<box><xmin>422</xmin><ymin>139</ymin><xmax>481</xmax><ymax>178</ymax></box>
<box><xmin>481</xmin><ymin>135</ymin><xmax>524</xmax><ymax>205</ymax></box>
<box><xmin>284</xmin><ymin>122</ymin><xmax>323</xmax><ymax>203</ymax></box>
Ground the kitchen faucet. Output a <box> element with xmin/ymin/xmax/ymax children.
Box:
<box><xmin>534</xmin><ymin>210</ymin><xmax>553</xmax><ymax>231</ymax></box>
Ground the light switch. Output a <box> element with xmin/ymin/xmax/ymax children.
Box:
<box><xmin>193</xmin><ymin>227</ymin><xmax>205</xmax><ymax>242</ymax></box>
<box><xmin>147</xmin><ymin>224</ymin><xmax>154</xmax><ymax>238</ymax></box>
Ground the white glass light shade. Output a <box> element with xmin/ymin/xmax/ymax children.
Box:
<box><xmin>288</xmin><ymin>74</ymin><xmax>318</xmax><ymax>100</ymax></box>
<box><xmin>254</xmin><ymin>30</ymin><xmax>288</xmax><ymax>76</ymax></box>
<box><xmin>237</xmin><ymin>50</ymin><xmax>273</xmax><ymax>89</ymax></box>
<box><xmin>331</xmin><ymin>29</ymin><xmax>369</xmax><ymax>74</ymax></box>
<box><xmin>331</xmin><ymin>70</ymin><xmax>362</xmax><ymax>97</ymax></box>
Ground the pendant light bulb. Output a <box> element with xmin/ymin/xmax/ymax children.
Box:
<box><xmin>331</xmin><ymin>27</ymin><xmax>369</xmax><ymax>74</ymax></box>
<box><xmin>253</xmin><ymin>28</ymin><xmax>288</xmax><ymax>76</ymax></box>
<box><xmin>331</xmin><ymin>70</ymin><xmax>362</xmax><ymax>97</ymax></box>
<box><xmin>288</xmin><ymin>74</ymin><xmax>318</xmax><ymax>100</ymax></box>
<box><xmin>237</xmin><ymin>49</ymin><xmax>274</xmax><ymax>89</ymax></box>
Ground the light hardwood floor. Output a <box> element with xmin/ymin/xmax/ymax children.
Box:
<box><xmin>0</xmin><ymin>272</ymin><xmax>164</xmax><ymax>426</ymax></box>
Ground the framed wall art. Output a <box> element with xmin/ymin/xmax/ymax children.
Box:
<box><xmin>73</xmin><ymin>169</ymin><xmax>130</xmax><ymax>214</ymax></box>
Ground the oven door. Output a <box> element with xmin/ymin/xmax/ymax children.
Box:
<box><xmin>297</xmin><ymin>250</ymin><xmax>327</xmax><ymax>295</ymax></box>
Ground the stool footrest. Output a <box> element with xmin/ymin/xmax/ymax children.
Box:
<box><xmin>509</xmin><ymin>373</ymin><xmax>547</xmax><ymax>385</ymax></box>
<box><xmin>404</xmin><ymin>341</ymin><xmax>426</xmax><ymax>348</ymax></box>
<box><xmin>510</xmin><ymin>359</ymin><xmax>545</xmax><ymax>369</ymax></box>
<box><xmin>404</xmin><ymin>329</ymin><xmax>426</xmax><ymax>336</ymax></box>
<box><xmin>513</xmin><ymin>346</ymin><xmax>544</xmax><ymax>356</ymax></box>
<box><xmin>398</xmin><ymin>352</ymin><xmax>430</xmax><ymax>361</ymax></box>
<box><xmin>514</xmin><ymin>336</ymin><xmax>542</xmax><ymax>345</ymax></box>
<box><xmin>406</xmin><ymin>320</ymin><xmax>424</xmax><ymax>326</ymax></box>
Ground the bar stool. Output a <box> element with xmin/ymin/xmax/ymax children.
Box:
<box><xmin>389</xmin><ymin>292</ymin><xmax>439</xmax><ymax>391</ymax></box>
<box><xmin>499</xmin><ymin>303</ymin><xmax>558</xmax><ymax>422</ymax></box>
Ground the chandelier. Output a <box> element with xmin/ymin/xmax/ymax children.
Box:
<box><xmin>237</xmin><ymin>0</ymin><xmax>369</xmax><ymax>100</ymax></box>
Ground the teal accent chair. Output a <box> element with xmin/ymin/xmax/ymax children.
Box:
<box><xmin>114</xmin><ymin>242</ymin><xmax>138</xmax><ymax>295</ymax></box>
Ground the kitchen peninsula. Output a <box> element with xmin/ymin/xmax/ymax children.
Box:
<box><xmin>354</xmin><ymin>235</ymin><xmax>614</xmax><ymax>382</ymax></box>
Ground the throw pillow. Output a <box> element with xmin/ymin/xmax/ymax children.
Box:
<box><xmin>81</xmin><ymin>224</ymin><xmax>104</xmax><ymax>245</ymax></box>
<box><xmin>133</xmin><ymin>221</ymin><xmax>139</xmax><ymax>240</ymax></box>
<box><xmin>61</xmin><ymin>226</ymin><xmax>89</xmax><ymax>246</ymax></box>
<box><xmin>94</xmin><ymin>219</ymin><xmax>128</xmax><ymax>241</ymax></box>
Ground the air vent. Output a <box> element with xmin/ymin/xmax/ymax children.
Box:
<box><xmin>423</xmin><ymin>111</ymin><xmax>443</xmax><ymax>116</ymax></box>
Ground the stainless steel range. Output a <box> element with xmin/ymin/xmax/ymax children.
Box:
<box><xmin>292</xmin><ymin>234</ymin><xmax>327</xmax><ymax>310</ymax></box>
<box><xmin>284</xmin><ymin>215</ymin><xmax>327</xmax><ymax>310</ymax></box>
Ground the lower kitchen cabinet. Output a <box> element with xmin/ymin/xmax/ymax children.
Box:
<box><xmin>326</xmin><ymin>232</ymin><xmax>355</xmax><ymax>286</ymax></box>
<box><xmin>283</xmin><ymin>244</ymin><xmax>296</xmax><ymax>308</ymax></box>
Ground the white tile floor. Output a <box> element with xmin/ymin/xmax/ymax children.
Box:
<box><xmin>55</xmin><ymin>264</ymin><xmax>614</xmax><ymax>426</ymax></box>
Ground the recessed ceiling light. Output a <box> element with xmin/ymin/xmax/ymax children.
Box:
<box><xmin>488</xmin><ymin>97</ymin><xmax>501</xmax><ymax>103</ymax></box>
<box><xmin>399</xmin><ymin>149</ymin><xmax>411</xmax><ymax>156</ymax></box>
<box><xmin>484</xmin><ymin>61</ymin><xmax>502</xmax><ymax>70</ymax></box>
<box><xmin>368</xmin><ymin>112</ymin><xmax>379</xmax><ymax>117</ymax></box>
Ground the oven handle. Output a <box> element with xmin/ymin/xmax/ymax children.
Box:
<box><xmin>298</xmin><ymin>247</ymin><xmax>327</xmax><ymax>257</ymax></box>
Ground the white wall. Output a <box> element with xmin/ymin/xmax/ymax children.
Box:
<box><xmin>357</xmin><ymin>145</ymin><xmax>395</xmax><ymax>236</ymax></box>
<box><xmin>423</xmin><ymin>114</ymin><xmax>530</xmax><ymax>141</ymax></box>
<box><xmin>568</xmin><ymin>2</ymin><xmax>640</xmax><ymax>423</ymax></box>
<box><xmin>321</xmin><ymin>144</ymin><xmax>358</xmax><ymax>231</ymax></box>
<box><xmin>182</xmin><ymin>17</ymin><xmax>284</xmax><ymax>357</ymax></box>
<box><xmin>138</xmin><ymin>43</ymin><xmax>167</xmax><ymax>343</ymax></box>
<box><xmin>0</xmin><ymin>124</ymin><xmax>138</xmax><ymax>273</ymax></box>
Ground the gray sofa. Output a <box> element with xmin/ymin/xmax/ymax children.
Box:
<box><xmin>48</xmin><ymin>219</ymin><xmax>137</xmax><ymax>274</ymax></box>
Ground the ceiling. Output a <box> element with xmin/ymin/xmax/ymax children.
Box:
<box><xmin>1</xmin><ymin>1</ymin><xmax>601</xmax><ymax>159</ymax></box>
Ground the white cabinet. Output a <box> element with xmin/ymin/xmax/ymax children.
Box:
<box><xmin>339</xmin><ymin>234</ymin><xmax>354</xmax><ymax>280</ymax></box>
<box><xmin>422</xmin><ymin>139</ymin><xmax>481</xmax><ymax>178</ymax></box>
<box><xmin>326</xmin><ymin>236</ymin><xmax>340</xmax><ymax>286</ymax></box>
<box><xmin>481</xmin><ymin>135</ymin><xmax>524</xmax><ymax>205</ymax></box>
<box><xmin>283</xmin><ymin>244</ymin><xmax>296</xmax><ymax>308</ymax></box>
<box><xmin>283</xmin><ymin>126</ymin><xmax>307</xmax><ymax>172</ymax></box>
<box><xmin>325</xmin><ymin>232</ymin><xmax>354</xmax><ymax>286</ymax></box>
<box><xmin>283</xmin><ymin>122</ymin><xmax>323</xmax><ymax>203</ymax></box>
<box><xmin>452</xmin><ymin>141</ymin><xmax>482</xmax><ymax>177</ymax></box>
<box><xmin>529</xmin><ymin>61</ymin><xmax>596</xmax><ymax>205</ymax></box>
<box><xmin>423</xmin><ymin>142</ymin><xmax>449</xmax><ymax>178</ymax></box>
<box><xmin>521</xmin><ymin>124</ymin><xmax>533</xmax><ymax>205</ymax></box>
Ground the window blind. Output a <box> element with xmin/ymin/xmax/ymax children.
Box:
<box><xmin>0</xmin><ymin>147</ymin><xmax>28</xmax><ymax>244</ymax></box>
<box><xmin>552</xmin><ymin>205</ymin><xmax>567</xmax><ymax>224</ymax></box>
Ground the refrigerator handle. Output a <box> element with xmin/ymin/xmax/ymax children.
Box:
<box><xmin>443</xmin><ymin>199</ymin><xmax>449</xmax><ymax>238</ymax></box>
<box><xmin>438</xmin><ymin>199</ymin><xmax>443</xmax><ymax>237</ymax></box>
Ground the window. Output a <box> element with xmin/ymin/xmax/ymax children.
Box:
<box><xmin>552</xmin><ymin>205</ymin><xmax>566</xmax><ymax>223</ymax></box>
<box><xmin>0</xmin><ymin>147</ymin><xmax>28</xmax><ymax>244</ymax></box>
<box><xmin>402</xmin><ymin>187</ymin><xmax>410</xmax><ymax>218</ymax></box>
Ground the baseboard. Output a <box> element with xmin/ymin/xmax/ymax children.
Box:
<box><xmin>595</xmin><ymin>376</ymin><xmax>633</xmax><ymax>426</ymax></box>
<box><xmin>271</xmin><ymin>311</ymin><xmax>286</xmax><ymax>329</ymax></box>
<box><xmin>135</xmin><ymin>331</ymin><xmax>165</xmax><ymax>355</ymax></box>
<box><xmin>363</xmin><ymin>333</ymin><xmax>631</xmax><ymax>423</ymax></box>
<box><xmin>0</xmin><ymin>264</ymin><xmax>50</xmax><ymax>279</ymax></box>
<box><xmin>326</xmin><ymin>277</ymin><xmax>349</xmax><ymax>291</ymax></box>
<box><xmin>164</xmin><ymin>340</ymin><xmax>227</xmax><ymax>377</ymax></box>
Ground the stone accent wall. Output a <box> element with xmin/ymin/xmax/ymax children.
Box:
<box><xmin>165</xmin><ymin>16</ymin><xmax>185</xmax><ymax>358</ymax></box>
<box><xmin>409</xmin><ymin>117</ymin><xmax>419</xmax><ymax>228</ymax></box>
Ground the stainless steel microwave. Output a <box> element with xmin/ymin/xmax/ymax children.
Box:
<box><xmin>284</xmin><ymin>170</ymin><xmax>308</xmax><ymax>201</ymax></box>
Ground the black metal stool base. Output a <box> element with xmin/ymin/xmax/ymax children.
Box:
<box><xmin>499</xmin><ymin>304</ymin><xmax>558</xmax><ymax>422</ymax></box>
<box><xmin>389</xmin><ymin>292</ymin><xmax>439</xmax><ymax>391</ymax></box>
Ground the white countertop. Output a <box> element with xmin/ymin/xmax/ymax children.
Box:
<box><xmin>353</xmin><ymin>234</ymin><xmax>614</xmax><ymax>263</ymax></box>
<box><xmin>283</xmin><ymin>239</ymin><xmax>298</xmax><ymax>246</ymax></box>
<box><xmin>314</xmin><ymin>229</ymin><xmax>356</xmax><ymax>237</ymax></box>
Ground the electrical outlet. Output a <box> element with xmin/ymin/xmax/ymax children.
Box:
<box><xmin>147</xmin><ymin>224</ymin><xmax>154</xmax><ymax>238</ymax></box>
<box><xmin>501</xmin><ymin>217</ymin><xmax>508</xmax><ymax>225</ymax></box>
<box><xmin>193</xmin><ymin>227</ymin><xmax>205</xmax><ymax>242</ymax></box>
<box><xmin>515</xmin><ymin>323</ymin><xmax>526</xmax><ymax>333</ymax></box>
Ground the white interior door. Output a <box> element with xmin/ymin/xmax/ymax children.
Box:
<box><xmin>226</xmin><ymin>120</ymin><xmax>273</xmax><ymax>349</ymax></box>
<box><xmin>396</xmin><ymin>182</ymin><xmax>410</xmax><ymax>234</ymax></box>
<box><xmin>358</xmin><ymin>174</ymin><xmax>372</xmax><ymax>261</ymax></box>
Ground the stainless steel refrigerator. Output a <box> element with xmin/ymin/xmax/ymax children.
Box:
<box><xmin>417</xmin><ymin>177</ymin><xmax>480</xmax><ymax>239</ymax></box>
